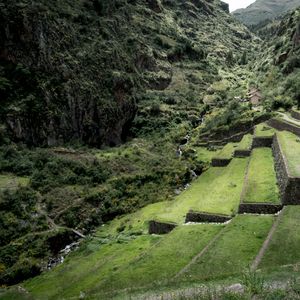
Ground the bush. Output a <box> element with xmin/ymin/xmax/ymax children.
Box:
<box><xmin>282</xmin><ymin>55</ymin><xmax>300</xmax><ymax>74</ymax></box>
<box><xmin>271</xmin><ymin>95</ymin><xmax>293</xmax><ymax>111</ymax></box>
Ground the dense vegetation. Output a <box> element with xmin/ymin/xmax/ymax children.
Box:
<box><xmin>250</xmin><ymin>8</ymin><xmax>300</xmax><ymax>111</ymax></box>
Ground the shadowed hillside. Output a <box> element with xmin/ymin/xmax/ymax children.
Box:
<box><xmin>0</xmin><ymin>0</ymin><xmax>254</xmax><ymax>147</ymax></box>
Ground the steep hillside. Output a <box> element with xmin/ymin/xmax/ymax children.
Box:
<box><xmin>0</xmin><ymin>0</ymin><xmax>254</xmax><ymax>147</ymax></box>
<box><xmin>0</xmin><ymin>0</ymin><xmax>262</xmax><ymax>286</ymax></box>
<box><xmin>233</xmin><ymin>0</ymin><xmax>300</xmax><ymax>27</ymax></box>
<box><xmin>251</xmin><ymin>8</ymin><xmax>300</xmax><ymax>110</ymax></box>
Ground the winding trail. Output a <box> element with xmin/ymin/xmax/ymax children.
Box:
<box><xmin>251</xmin><ymin>208</ymin><xmax>285</xmax><ymax>271</ymax></box>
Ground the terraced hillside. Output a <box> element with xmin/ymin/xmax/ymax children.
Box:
<box><xmin>1</xmin><ymin>1</ymin><xmax>300</xmax><ymax>300</ymax></box>
<box><xmin>1</xmin><ymin>111</ymin><xmax>299</xmax><ymax>299</ymax></box>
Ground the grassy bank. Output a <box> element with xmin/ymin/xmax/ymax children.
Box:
<box><xmin>242</xmin><ymin>148</ymin><xmax>279</xmax><ymax>204</ymax></box>
<box><xmin>259</xmin><ymin>206</ymin><xmax>300</xmax><ymax>269</ymax></box>
<box><xmin>182</xmin><ymin>215</ymin><xmax>274</xmax><ymax>281</ymax></box>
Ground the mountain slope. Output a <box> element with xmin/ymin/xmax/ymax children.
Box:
<box><xmin>0</xmin><ymin>0</ymin><xmax>253</xmax><ymax>147</ymax></box>
<box><xmin>252</xmin><ymin>8</ymin><xmax>300</xmax><ymax>109</ymax></box>
<box><xmin>233</xmin><ymin>0</ymin><xmax>300</xmax><ymax>27</ymax></box>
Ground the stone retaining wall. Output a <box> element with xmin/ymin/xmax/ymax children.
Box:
<box><xmin>238</xmin><ymin>203</ymin><xmax>283</xmax><ymax>214</ymax></box>
<box><xmin>272</xmin><ymin>134</ymin><xmax>300</xmax><ymax>204</ymax></box>
<box><xmin>291</xmin><ymin>110</ymin><xmax>300</xmax><ymax>121</ymax></box>
<box><xmin>267</xmin><ymin>119</ymin><xmax>300</xmax><ymax>137</ymax></box>
<box><xmin>211</xmin><ymin>158</ymin><xmax>232</xmax><ymax>167</ymax></box>
<box><xmin>148</xmin><ymin>220</ymin><xmax>177</xmax><ymax>234</ymax></box>
<box><xmin>200</xmin><ymin>114</ymin><xmax>270</xmax><ymax>142</ymax></box>
<box><xmin>185</xmin><ymin>211</ymin><xmax>231</xmax><ymax>223</ymax></box>
<box><xmin>233</xmin><ymin>149</ymin><xmax>251</xmax><ymax>158</ymax></box>
<box><xmin>207</xmin><ymin>130</ymin><xmax>253</xmax><ymax>146</ymax></box>
<box><xmin>251</xmin><ymin>136</ymin><xmax>273</xmax><ymax>148</ymax></box>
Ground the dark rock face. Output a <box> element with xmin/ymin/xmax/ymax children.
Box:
<box><xmin>0</xmin><ymin>1</ymin><xmax>139</xmax><ymax>147</ymax></box>
<box><xmin>185</xmin><ymin>211</ymin><xmax>231</xmax><ymax>223</ymax></box>
<box><xmin>148</xmin><ymin>220</ymin><xmax>177</xmax><ymax>234</ymax></box>
<box><xmin>238</xmin><ymin>203</ymin><xmax>283</xmax><ymax>214</ymax></box>
<box><xmin>273</xmin><ymin>134</ymin><xmax>300</xmax><ymax>204</ymax></box>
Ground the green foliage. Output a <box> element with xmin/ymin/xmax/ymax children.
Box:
<box><xmin>0</xmin><ymin>147</ymin><xmax>110</xmax><ymax>191</ymax></box>
<box><xmin>242</xmin><ymin>269</ymin><xmax>265</xmax><ymax>295</ymax></box>
<box><xmin>201</xmin><ymin>100</ymin><xmax>249</xmax><ymax>134</ymax></box>
<box><xmin>239</xmin><ymin>51</ymin><xmax>248</xmax><ymax>65</ymax></box>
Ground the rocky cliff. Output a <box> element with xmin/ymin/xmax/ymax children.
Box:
<box><xmin>0</xmin><ymin>0</ymin><xmax>254</xmax><ymax>147</ymax></box>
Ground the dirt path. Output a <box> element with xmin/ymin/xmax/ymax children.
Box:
<box><xmin>174</xmin><ymin>227</ymin><xmax>225</xmax><ymax>279</ymax></box>
<box><xmin>251</xmin><ymin>208</ymin><xmax>285</xmax><ymax>271</ymax></box>
<box><xmin>36</xmin><ymin>203</ymin><xmax>86</xmax><ymax>238</ymax></box>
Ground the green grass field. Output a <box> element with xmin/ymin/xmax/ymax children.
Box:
<box><xmin>242</xmin><ymin>148</ymin><xmax>280</xmax><ymax>204</ymax></box>
<box><xmin>24</xmin><ymin>225</ymin><xmax>223</xmax><ymax>299</ymax></box>
<box><xmin>182</xmin><ymin>215</ymin><xmax>274</xmax><ymax>281</ymax></box>
<box><xmin>259</xmin><ymin>206</ymin><xmax>300</xmax><ymax>270</ymax></box>
<box><xmin>155</xmin><ymin>158</ymin><xmax>249</xmax><ymax>223</ymax></box>
<box><xmin>0</xmin><ymin>174</ymin><xmax>29</xmax><ymax>190</ymax></box>
<box><xmin>277</xmin><ymin>131</ymin><xmax>300</xmax><ymax>177</ymax></box>
<box><xmin>254</xmin><ymin>123</ymin><xmax>275</xmax><ymax>137</ymax></box>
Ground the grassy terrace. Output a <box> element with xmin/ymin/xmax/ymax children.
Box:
<box><xmin>235</xmin><ymin>134</ymin><xmax>253</xmax><ymax>150</ymax></box>
<box><xmin>259</xmin><ymin>206</ymin><xmax>300</xmax><ymax>270</ymax></box>
<box><xmin>0</xmin><ymin>174</ymin><xmax>29</xmax><ymax>190</ymax></box>
<box><xmin>212</xmin><ymin>135</ymin><xmax>252</xmax><ymax>160</ymax></box>
<box><xmin>95</xmin><ymin>158</ymin><xmax>249</xmax><ymax>234</ymax></box>
<box><xmin>242</xmin><ymin>148</ymin><xmax>280</xmax><ymax>204</ymax></box>
<box><xmin>277</xmin><ymin>131</ymin><xmax>300</xmax><ymax>177</ymax></box>
<box><xmin>213</xmin><ymin>142</ymin><xmax>238</xmax><ymax>159</ymax></box>
<box><xmin>194</xmin><ymin>147</ymin><xmax>218</xmax><ymax>163</ymax></box>
<box><xmin>155</xmin><ymin>158</ymin><xmax>249</xmax><ymax>223</ymax></box>
<box><xmin>182</xmin><ymin>215</ymin><xmax>274</xmax><ymax>281</ymax></box>
<box><xmin>254</xmin><ymin>123</ymin><xmax>276</xmax><ymax>137</ymax></box>
<box><xmin>24</xmin><ymin>225</ymin><xmax>223</xmax><ymax>299</ymax></box>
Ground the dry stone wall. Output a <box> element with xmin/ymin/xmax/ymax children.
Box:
<box><xmin>238</xmin><ymin>203</ymin><xmax>283</xmax><ymax>214</ymax></box>
<box><xmin>185</xmin><ymin>211</ymin><xmax>231</xmax><ymax>223</ymax></box>
<box><xmin>211</xmin><ymin>158</ymin><xmax>232</xmax><ymax>167</ymax></box>
<box><xmin>251</xmin><ymin>136</ymin><xmax>273</xmax><ymax>148</ymax></box>
<box><xmin>234</xmin><ymin>149</ymin><xmax>251</xmax><ymax>157</ymax></box>
<box><xmin>291</xmin><ymin>110</ymin><xmax>300</xmax><ymax>121</ymax></box>
<box><xmin>272</xmin><ymin>134</ymin><xmax>300</xmax><ymax>204</ymax></box>
<box><xmin>267</xmin><ymin>119</ymin><xmax>300</xmax><ymax>137</ymax></box>
<box><xmin>148</xmin><ymin>220</ymin><xmax>177</xmax><ymax>234</ymax></box>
